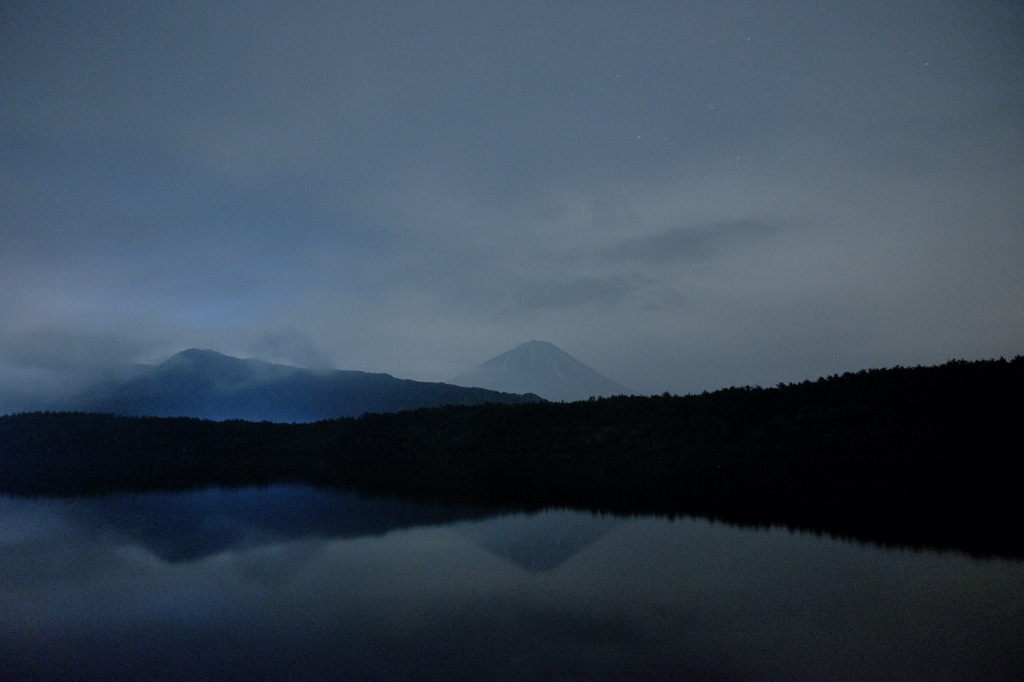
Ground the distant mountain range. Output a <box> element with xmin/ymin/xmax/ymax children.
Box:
<box><xmin>38</xmin><ymin>341</ymin><xmax>629</xmax><ymax>421</ymax></box>
<box><xmin>68</xmin><ymin>348</ymin><xmax>540</xmax><ymax>422</ymax></box>
<box><xmin>450</xmin><ymin>340</ymin><xmax>632</xmax><ymax>402</ymax></box>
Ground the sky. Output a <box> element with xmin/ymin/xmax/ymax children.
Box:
<box><xmin>2</xmin><ymin>0</ymin><xmax>1023</xmax><ymax>410</ymax></box>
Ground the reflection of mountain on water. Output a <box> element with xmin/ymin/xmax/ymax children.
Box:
<box><xmin>26</xmin><ymin>488</ymin><xmax>623</xmax><ymax>570</ymax></box>
<box><xmin>74</xmin><ymin>486</ymin><xmax>494</xmax><ymax>562</ymax></box>
<box><xmin>456</xmin><ymin>510</ymin><xmax>621</xmax><ymax>572</ymax></box>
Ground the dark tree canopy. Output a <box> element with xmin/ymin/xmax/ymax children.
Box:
<box><xmin>1</xmin><ymin>357</ymin><xmax>1021</xmax><ymax>556</ymax></box>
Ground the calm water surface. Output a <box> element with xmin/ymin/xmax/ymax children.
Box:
<box><xmin>1</xmin><ymin>486</ymin><xmax>1021</xmax><ymax>681</ymax></box>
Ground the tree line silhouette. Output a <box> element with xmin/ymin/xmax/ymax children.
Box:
<box><xmin>1</xmin><ymin>357</ymin><xmax>1020</xmax><ymax>556</ymax></box>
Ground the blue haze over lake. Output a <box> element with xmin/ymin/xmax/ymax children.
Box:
<box><xmin>1</xmin><ymin>486</ymin><xmax>1021</xmax><ymax>680</ymax></box>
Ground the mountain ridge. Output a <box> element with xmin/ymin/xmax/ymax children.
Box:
<box><xmin>71</xmin><ymin>348</ymin><xmax>541</xmax><ymax>421</ymax></box>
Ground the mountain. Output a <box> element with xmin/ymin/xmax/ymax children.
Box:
<box><xmin>72</xmin><ymin>348</ymin><xmax>541</xmax><ymax>422</ymax></box>
<box><xmin>450</xmin><ymin>340</ymin><xmax>632</xmax><ymax>402</ymax></box>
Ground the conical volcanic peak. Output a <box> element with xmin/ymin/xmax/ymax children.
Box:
<box><xmin>451</xmin><ymin>340</ymin><xmax>632</xmax><ymax>402</ymax></box>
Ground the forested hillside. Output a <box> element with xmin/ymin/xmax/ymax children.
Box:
<box><xmin>2</xmin><ymin>357</ymin><xmax>1020</xmax><ymax>556</ymax></box>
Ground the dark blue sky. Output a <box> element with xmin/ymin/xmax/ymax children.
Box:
<box><xmin>2</xmin><ymin>0</ymin><xmax>1022</xmax><ymax>408</ymax></box>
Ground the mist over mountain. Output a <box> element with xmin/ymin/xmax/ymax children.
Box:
<box><xmin>69</xmin><ymin>348</ymin><xmax>540</xmax><ymax>422</ymax></box>
<box><xmin>450</xmin><ymin>341</ymin><xmax>632</xmax><ymax>402</ymax></box>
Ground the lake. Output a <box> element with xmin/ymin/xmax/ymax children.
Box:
<box><xmin>1</xmin><ymin>485</ymin><xmax>1021</xmax><ymax>680</ymax></box>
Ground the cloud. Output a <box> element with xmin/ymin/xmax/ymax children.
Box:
<box><xmin>247</xmin><ymin>329</ymin><xmax>334</xmax><ymax>370</ymax></box>
<box><xmin>0</xmin><ymin>327</ymin><xmax>153</xmax><ymax>373</ymax></box>
<box><xmin>511</xmin><ymin>275</ymin><xmax>638</xmax><ymax>310</ymax></box>
<box><xmin>0</xmin><ymin>326</ymin><xmax>162</xmax><ymax>413</ymax></box>
<box><xmin>604</xmin><ymin>219</ymin><xmax>777</xmax><ymax>264</ymax></box>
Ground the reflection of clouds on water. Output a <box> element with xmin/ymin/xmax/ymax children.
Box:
<box><xmin>1</xmin><ymin>489</ymin><xmax>1022</xmax><ymax>681</ymax></box>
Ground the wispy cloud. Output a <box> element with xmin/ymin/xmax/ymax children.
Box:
<box><xmin>603</xmin><ymin>219</ymin><xmax>778</xmax><ymax>264</ymax></box>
